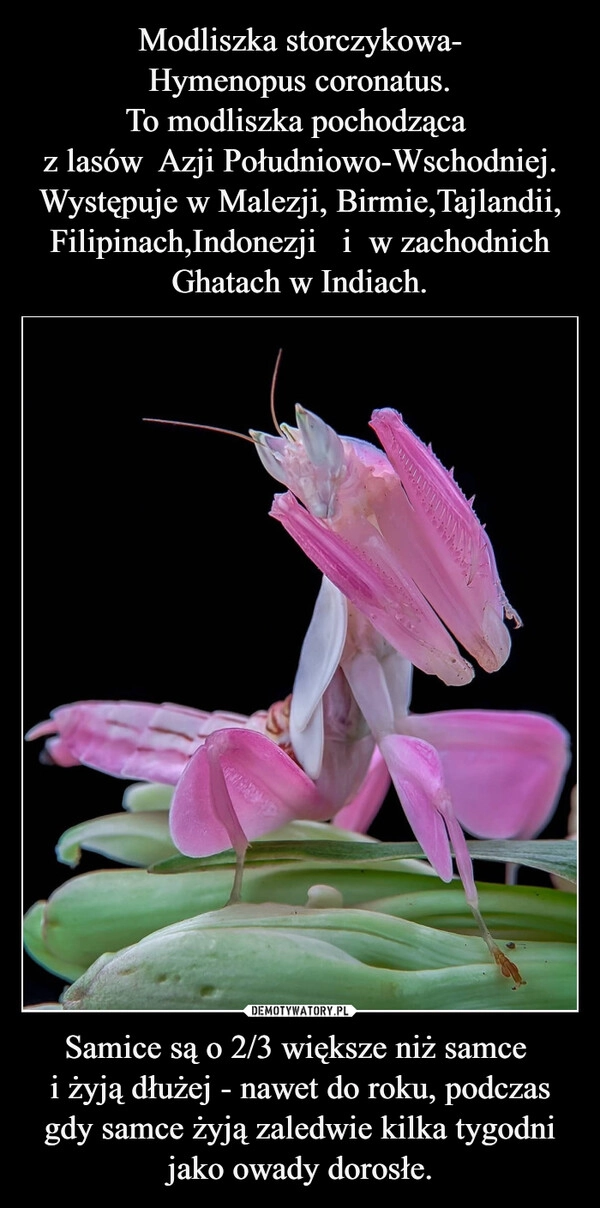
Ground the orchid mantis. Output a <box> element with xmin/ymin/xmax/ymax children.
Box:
<box><xmin>27</xmin><ymin>385</ymin><xmax>570</xmax><ymax>988</ymax></box>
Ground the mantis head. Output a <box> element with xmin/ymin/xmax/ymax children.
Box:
<box><xmin>250</xmin><ymin>405</ymin><xmax>347</xmax><ymax>520</ymax></box>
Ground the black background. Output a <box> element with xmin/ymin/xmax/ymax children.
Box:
<box><xmin>20</xmin><ymin>15</ymin><xmax>580</xmax><ymax>1194</ymax></box>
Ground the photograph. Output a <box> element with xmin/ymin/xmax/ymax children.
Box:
<box><xmin>23</xmin><ymin>314</ymin><xmax>577</xmax><ymax>1011</ymax></box>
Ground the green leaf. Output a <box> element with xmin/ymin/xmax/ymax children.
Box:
<box><xmin>151</xmin><ymin>839</ymin><xmax>576</xmax><ymax>884</ymax></box>
<box><xmin>471</xmin><ymin>840</ymin><xmax>576</xmax><ymax>883</ymax></box>
<box><xmin>363</xmin><ymin>883</ymin><xmax>576</xmax><ymax>943</ymax></box>
<box><xmin>56</xmin><ymin>811</ymin><xmax>178</xmax><ymax>868</ymax></box>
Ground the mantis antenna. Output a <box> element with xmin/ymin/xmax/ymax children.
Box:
<box><xmin>144</xmin><ymin>349</ymin><xmax>285</xmax><ymax>443</ymax></box>
<box><xmin>270</xmin><ymin>347</ymin><xmax>284</xmax><ymax>435</ymax></box>
<box><xmin>143</xmin><ymin>417</ymin><xmax>256</xmax><ymax>443</ymax></box>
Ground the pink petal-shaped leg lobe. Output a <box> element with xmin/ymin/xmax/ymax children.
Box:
<box><xmin>370</xmin><ymin>409</ymin><xmax>519</xmax><ymax>673</ymax></box>
<box><xmin>379</xmin><ymin>733</ymin><xmax>523</xmax><ymax>983</ymax></box>
<box><xmin>402</xmin><ymin>710</ymin><xmax>570</xmax><ymax>839</ymax></box>
<box><xmin>25</xmin><ymin>701</ymin><xmax>265</xmax><ymax>785</ymax></box>
<box><xmin>169</xmin><ymin>728</ymin><xmax>339</xmax><ymax>857</ymax></box>
<box><xmin>378</xmin><ymin>734</ymin><xmax>459</xmax><ymax>886</ymax></box>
